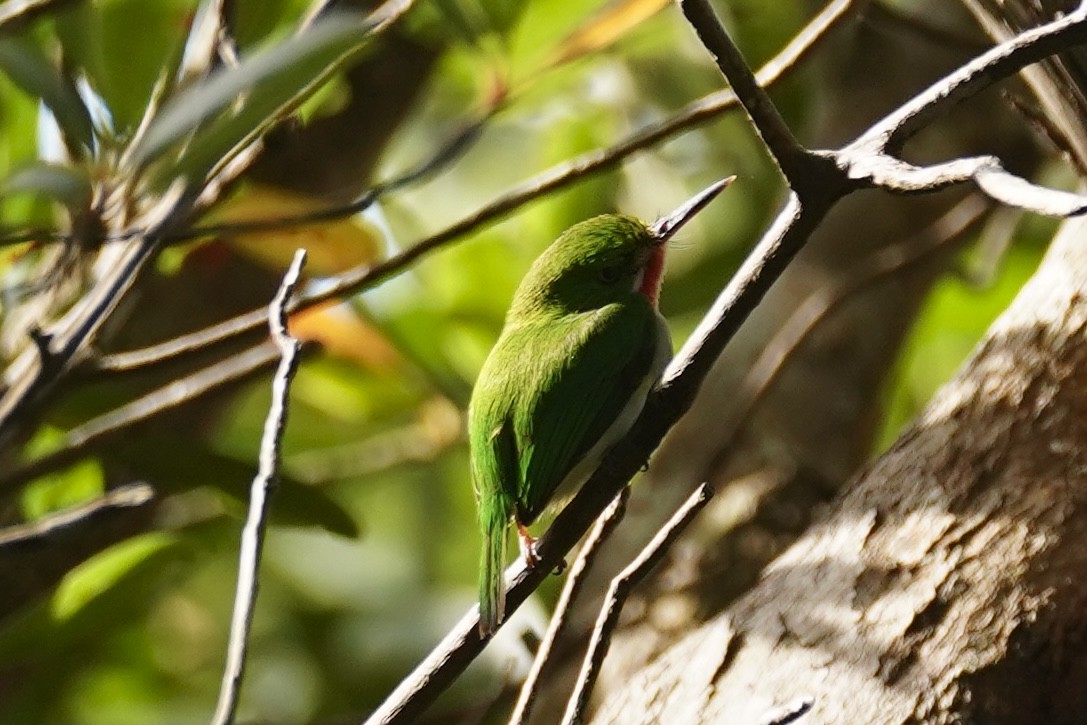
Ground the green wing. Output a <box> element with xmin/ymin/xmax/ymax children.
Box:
<box><xmin>517</xmin><ymin>301</ymin><xmax>662</xmax><ymax>521</ymax></box>
<box><xmin>471</xmin><ymin>299</ymin><xmax>663</xmax><ymax>526</ymax></box>
<box><xmin>469</xmin><ymin>390</ymin><xmax>520</xmax><ymax>519</ymax></box>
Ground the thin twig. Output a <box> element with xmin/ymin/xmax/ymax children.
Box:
<box><xmin>843</xmin><ymin>154</ymin><xmax>1087</xmax><ymax>215</ymax></box>
<box><xmin>0</xmin><ymin>342</ymin><xmax>285</xmax><ymax>493</ymax></box>
<box><xmin>509</xmin><ymin>488</ymin><xmax>631</xmax><ymax>725</ymax></box>
<box><xmin>0</xmin><ymin>482</ymin><xmax>153</xmax><ymax>547</ymax></box>
<box><xmin>560</xmin><ymin>483</ymin><xmax>713</xmax><ymax>725</ymax></box>
<box><xmin>0</xmin><ymin>482</ymin><xmax>157</xmax><ymax>620</ymax></box>
<box><xmin>211</xmin><ymin>249</ymin><xmax>306</xmax><ymax>725</ymax></box>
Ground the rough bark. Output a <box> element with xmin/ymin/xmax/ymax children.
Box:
<box><xmin>589</xmin><ymin>214</ymin><xmax>1087</xmax><ymax>723</ymax></box>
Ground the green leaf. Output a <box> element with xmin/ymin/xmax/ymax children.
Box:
<box><xmin>51</xmin><ymin>533</ymin><xmax>178</xmax><ymax>621</ymax></box>
<box><xmin>51</xmin><ymin>0</ymin><xmax>194</xmax><ymax>134</ymax></box>
<box><xmin>0</xmin><ymin>533</ymin><xmax>186</xmax><ymax>665</ymax></box>
<box><xmin>129</xmin><ymin>11</ymin><xmax>378</xmax><ymax>181</ymax></box>
<box><xmin>0</xmin><ymin>37</ymin><xmax>95</xmax><ymax>154</ymax></box>
<box><xmin>2</xmin><ymin>162</ymin><xmax>92</xmax><ymax>210</ymax></box>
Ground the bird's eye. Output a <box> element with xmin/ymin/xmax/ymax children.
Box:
<box><xmin>598</xmin><ymin>264</ymin><xmax>623</xmax><ymax>284</ymax></box>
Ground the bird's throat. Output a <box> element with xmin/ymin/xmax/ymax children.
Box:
<box><xmin>638</xmin><ymin>246</ymin><xmax>666</xmax><ymax>306</ymax></box>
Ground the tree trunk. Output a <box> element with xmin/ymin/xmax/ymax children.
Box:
<box><xmin>590</xmin><ymin>214</ymin><xmax>1087</xmax><ymax>724</ymax></box>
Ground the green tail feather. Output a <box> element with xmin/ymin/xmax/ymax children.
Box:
<box><xmin>479</xmin><ymin>503</ymin><xmax>508</xmax><ymax>636</ymax></box>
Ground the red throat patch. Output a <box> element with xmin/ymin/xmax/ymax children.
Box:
<box><xmin>638</xmin><ymin>245</ymin><xmax>666</xmax><ymax>306</ymax></box>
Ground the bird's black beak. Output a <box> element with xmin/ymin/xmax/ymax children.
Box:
<box><xmin>649</xmin><ymin>176</ymin><xmax>735</xmax><ymax>243</ymax></box>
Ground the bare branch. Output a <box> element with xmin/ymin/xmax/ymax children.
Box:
<box><xmin>560</xmin><ymin>483</ymin><xmax>713</xmax><ymax>725</ymax></box>
<box><xmin>973</xmin><ymin>162</ymin><xmax>1087</xmax><ymax>215</ymax></box>
<box><xmin>0</xmin><ymin>482</ymin><xmax>156</xmax><ymax>620</ymax></box>
<box><xmin>0</xmin><ymin>341</ymin><xmax>284</xmax><ymax>494</ymax></box>
<box><xmin>212</xmin><ymin>249</ymin><xmax>306</xmax><ymax>725</ymax></box>
<box><xmin>845</xmin><ymin>154</ymin><xmax>1087</xmax><ymax>215</ymax></box>
<box><xmin>0</xmin><ymin>182</ymin><xmax>190</xmax><ymax>448</ymax></box>
<box><xmin>509</xmin><ymin>488</ymin><xmax>631</xmax><ymax>725</ymax></box>
<box><xmin>854</xmin><ymin>2</ymin><xmax>1087</xmax><ymax>153</ymax></box>
<box><xmin>678</xmin><ymin>0</ymin><xmax>810</xmax><ymax>183</ymax></box>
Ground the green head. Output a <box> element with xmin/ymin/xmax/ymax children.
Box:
<box><xmin>510</xmin><ymin>215</ymin><xmax>657</xmax><ymax>316</ymax></box>
<box><xmin>509</xmin><ymin>177</ymin><xmax>735</xmax><ymax>318</ymax></box>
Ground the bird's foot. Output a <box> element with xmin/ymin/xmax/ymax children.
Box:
<box><xmin>516</xmin><ymin>522</ymin><xmax>540</xmax><ymax>567</ymax></box>
<box><xmin>517</xmin><ymin>522</ymin><xmax>567</xmax><ymax>575</ymax></box>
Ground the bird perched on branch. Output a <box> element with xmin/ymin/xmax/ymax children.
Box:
<box><xmin>469</xmin><ymin>177</ymin><xmax>733</xmax><ymax>636</ymax></box>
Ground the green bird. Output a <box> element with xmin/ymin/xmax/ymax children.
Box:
<box><xmin>469</xmin><ymin>178</ymin><xmax>733</xmax><ymax>636</ymax></box>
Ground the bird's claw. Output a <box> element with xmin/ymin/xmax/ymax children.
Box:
<box><xmin>517</xmin><ymin>522</ymin><xmax>567</xmax><ymax>575</ymax></box>
<box><xmin>517</xmin><ymin>522</ymin><xmax>540</xmax><ymax>567</ymax></box>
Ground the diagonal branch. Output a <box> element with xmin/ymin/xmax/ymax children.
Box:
<box><xmin>679</xmin><ymin>0</ymin><xmax>809</xmax><ymax>181</ymax></box>
<box><xmin>509</xmin><ymin>488</ymin><xmax>631</xmax><ymax>725</ymax></box>
<box><xmin>858</xmin><ymin>0</ymin><xmax>1087</xmax><ymax>153</ymax></box>
<box><xmin>560</xmin><ymin>483</ymin><xmax>713</xmax><ymax>725</ymax></box>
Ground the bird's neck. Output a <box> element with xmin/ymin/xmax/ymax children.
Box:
<box><xmin>637</xmin><ymin>246</ymin><xmax>666</xmax><ymax>307</ymax></box>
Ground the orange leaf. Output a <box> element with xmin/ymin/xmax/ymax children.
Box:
<box><xmin>288</xmin><ymin>302</ymin><xmax>401</xmax><ymax>371</ymax></box>
<box><xmin>547</xmin><ymin>0</ymin><xmax>670</xmax><ymax>68</ymax></box>
<box><xmin>206</xmin><ymin>183</ymin><xmax>382</xmax><ymax>275</ymax></box>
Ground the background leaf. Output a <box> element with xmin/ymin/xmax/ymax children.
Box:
<box><xmin>2</xmin><ymin>162</ymin><xmax>91</xmax><ymax>209</ymax></box>
<box><xmin>0</xmin><ymin>36</ymin><xmax>94</xmax><ymax>153</ymax></box>
<box><xmin>129</xmin><ymin>12</ymin><xmax>378</xmax><ymax>180</ymax></box>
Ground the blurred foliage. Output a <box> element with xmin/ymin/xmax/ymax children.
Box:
<box><xmin>878</xmin><ymin>220</ymin><xmax>1052</xmax><ymax>450</ymax></box>
<box><xmin>0</xmin><ymin>0</ymin><xmax>1054</xmax><ymax>723</ymax></box>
